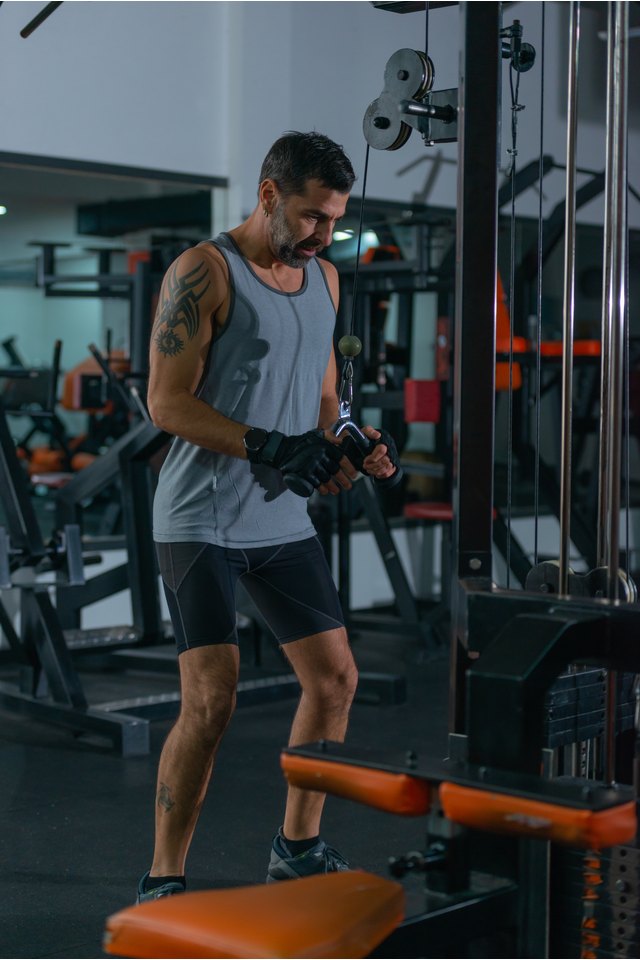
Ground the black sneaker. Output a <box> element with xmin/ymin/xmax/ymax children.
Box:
<box><xmin>136</xmin><ymin>871</ymin><xmax>185</xmax><ymax>904</ymax></box>
<box><xmin>266</xmin><ymin>828</ymin><xmax>350</xmax><ymax>883</ymax></box>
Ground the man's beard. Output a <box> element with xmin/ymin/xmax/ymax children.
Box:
<box><xmin>269</xmin><ymin>204</ymin><xmax>317</xmax><ymax>268</ymax></box>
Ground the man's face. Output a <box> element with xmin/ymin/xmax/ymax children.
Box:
<box><xmin>268</xmin><ymin>179</ymin><xmax>349</xmax><ymax>268</ymax></box>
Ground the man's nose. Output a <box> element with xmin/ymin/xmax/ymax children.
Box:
<box><xmin>315</xmin><ymin>222</ymin><xmax>334</xmax><ymax>247</ymax></box>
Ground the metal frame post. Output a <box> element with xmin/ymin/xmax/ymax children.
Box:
<box><xmin>450</xmin><ymin>2</ymin><xmax>501</xmax><ymax>730</ymax></box>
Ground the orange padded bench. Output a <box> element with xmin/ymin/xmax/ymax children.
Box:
<box><xmin>281</xmin><ymin>750</ymin><xmax>637</xmax><ymax>850</ymax></box>
<box><xmin>282</xmin><ymin>752</ymin><xmax>432</xmax><ymax>816</ymax></box>
<box><xmin>103</xmin><ymin>870</ymin><xmax>405</xmax><ymax>959</ymax></box>
<box><xmin>439</xmin><ymin>782</ymin><xmax>637</xmax><ymax>849</ymax></box>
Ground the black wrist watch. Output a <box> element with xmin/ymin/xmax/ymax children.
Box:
<box><xmin>243</xmin><ymin>426</ymin><xmax>270</xmax><ymax>463</ymax></box>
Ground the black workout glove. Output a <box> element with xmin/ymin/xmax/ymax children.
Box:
<box><xmin>341</xmin><ymin>428</ymin><xmax>403</xmax><ymax>489</ymax></box>
<box><xmin>254</xmin><ymin>429</ymin><xmax>344</xmax><ymax>498</ymax></box>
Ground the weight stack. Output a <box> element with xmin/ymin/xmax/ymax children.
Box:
<box><xmin>549</xmin><ymin>831</ymin><xmax>640</xmax><ymax>958</ymax></box>
<box><xmin>544</xmin><ymin>670</ymin><xmax>637</xmax><ymax>751</ymax></box>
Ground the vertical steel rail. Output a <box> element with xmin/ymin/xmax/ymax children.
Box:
<box><xmin>603</xmin><ymin>0</ymin><xmax>628</xmax><ymax>600</ymax></box>
<box><xmin>449</xmin><ymin>2</ymin><xmax>500</xmax><ymax>733</ymax></box>
<box><xmin>558</xmin><ymin>1</ymin><xmax>581</xmax><ymax>596</ymax></box>
<box><xmin>602</xmin><ymin>1</ymin><xmax>629</xmax><ymax>786</ymax></box>
<box><xmin>597</xmin><ymin>4</ymin><xmax>616</xmax><ymax>567</ymax></box>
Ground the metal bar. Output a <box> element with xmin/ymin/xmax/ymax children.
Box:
<box><xmin>131</xmin><ymin>260</ymin><xmax>153</xmax><ymax>380</ymax></box>
<box><xmin>0</xmin><ymin>682</ymin><xmax>150</xmax><ymax>756</ymax></box>
<box><xmin>451</xmin><ymin>2</ymin><xmax>499</xmax><ymax>583</ymax></box>
<box><xmin>597</xmin><ymin>4</ymin><xmax>616</xmax><ymax>566</ymax></box>
<box><xmin>604</xmin><ymin>0</ymin><xmax>628</xmax><ymax>600</ymax></box>
<box><xmin>28</xmin><ymin>589</ymin><xmax>87</xmax><ymax>709</ymax></box>
<box><xmin>56</xmin><ymin>565</ymin><xmax>130</xmax><ymax>626</ymax></box>
<box><xmin>0</xmin><ymin>399</ymin><xmax>47</xmax><ymax>560</ymax></box>
<box><xmin>449</xmin><ymin>2</ymin><xmax>500</xmax><ymax>731</ymax></box>
<box><xmin>62</xmin><ymin>524</ymin><xmax>85</xmax><ymax>587</ymax></box>
<box><xmin>354</xmin><ymin>478</ymin><xmax>422</xmax><ymax>627</ymax></box>
<box><xmin>602</xmin><ymin>1</ymin><xmax>629</xmax><ymax>787</ymax></box>
<box><xmin>0</xmin><ymin>595</ymin><xmax>23</xmax><ymax>659</ymax></box>
<box><xmin>119</xmin><ymin>448</ymin><xmax>162</xmax><ymax>641</ymax></box>
<box><xmin>0</xmin><ymin>526</ymin><xmax>11</xmax><ymax>589</ymax></box>
<box><xmin>88</xmin><ymin>342</ymin><xmax>137</xmax><ymax>414</ymax></box>
<box><xmin>46</xmin><ymin>339</ymin><xmax>62</xmax><ymax>414</ymax></box>
<box><xmin>558</xmin><ymin>1</ymin><xmax>581</xmax><ymax>596</ymax></box>
<box><xmin>20</xmin><ymin>1</ymin><xmax>63</xmax><ymax>38</ymax></box>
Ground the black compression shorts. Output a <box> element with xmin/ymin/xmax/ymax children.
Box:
<box><xmin>155</xmin><ymin>536</ymin><xmax>345</xmax><ymax>655</ymax></box>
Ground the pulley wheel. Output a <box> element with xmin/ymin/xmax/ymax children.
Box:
<box><xmin>525</xmin><ymin>560</ymin><xmax>587</xmax><ymax>597</ymax></box>
<box><xmin>384</xmin><ymin>48</ymin><xmax>435</xmax><ymax>100</ymax></box>
<box><xmin>363</xmin><ymin>94</ymin><xmax>412</xmax><ymax>151</ymax></box>
<box><xmin>585</xmin><ymin>567</ymin><xmax>638</xmax><ymax>602</ymax></box>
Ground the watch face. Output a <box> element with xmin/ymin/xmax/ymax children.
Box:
<box><xmin>244</xmin><ymin>428</ymin><xmax>268</xmax><ymax>452</ymax></box>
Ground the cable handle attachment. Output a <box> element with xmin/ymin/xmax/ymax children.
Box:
<box><xmin>331</xmin><ymin>337</ymin><xmax>403</xmax><ymax>490</ymax></box>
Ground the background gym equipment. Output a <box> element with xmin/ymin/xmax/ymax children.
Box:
<box><xmin>103</xmin><ymin>4</ymin><xmax>640</xmax><ymax>957</ymax></box>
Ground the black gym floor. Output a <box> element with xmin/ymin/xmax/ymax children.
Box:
<box><xmin>0</xmin><ymin>626</ymin><xmax>449</xmax><ymax>959</ymax></box>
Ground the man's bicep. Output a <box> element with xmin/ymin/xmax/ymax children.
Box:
<box><xmin>151</xmin><ymin>250</ymin><xmax>220</xmax><ymax>357</ymax></box>
<box><xmin>149</xmin><ymin>249</ymin><xmax>223</xmax><ymax>392</ymax></box>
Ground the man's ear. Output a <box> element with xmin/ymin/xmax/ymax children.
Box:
<box><xmin>259</xmin><ymin>179</ymin><xmax>278</xmax><ymax>215</ymax></box>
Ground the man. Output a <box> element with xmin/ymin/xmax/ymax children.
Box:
<box><xmin>139</xmin><ymin>131</ymin><xmax>399</xmax><ymax>902</ymax></box>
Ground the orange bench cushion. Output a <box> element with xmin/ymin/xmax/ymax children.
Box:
<box><xmin>281</xmin><ymin>753</ymin><xmax>432</xmax><ymax>816</ymax></box>
<box><xmin>103</xmin><ymin>870</ymin><xmax>405</xmax><ymax>959</ymax></box>
<box><xmin>440</xmin><ymin>782</ymin><xmax>637</xmax><ymax>849</ymax></box>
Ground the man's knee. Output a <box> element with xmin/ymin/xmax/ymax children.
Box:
<box><xmin>177</xmin><ymin>644</ymin><xmax>239</xmax><ymax>743</ymax></box>
<box><xmin>179</xmin><ymin>687</ymin><xmax>236</xmax><ymax>746</ymax></box>
<box><xmin>308</xmin><ymin>653</ymin><xmax>359</xmax><ymax>709</ymax></box>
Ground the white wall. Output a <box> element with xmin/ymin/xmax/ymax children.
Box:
<box><xmin>0</xmin><ymin>1</ymin><xmax>228</xmax><ymax>176</ymax></box>
<box><xmin>229</xmin><ymin>1</ymin><xmax>640</xmax><ymax>226</ymax></box>
<box><xmin>225</xmin><ymin>0</ymin><xmax>459</xmax><ymax>219</ymax></box>
<box><xmin>1</xmin><ymin>2</ymin><xmax>637</xmax><ymax>225</ymax></box>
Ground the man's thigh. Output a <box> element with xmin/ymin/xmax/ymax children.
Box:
<box><xmin>241</xmin><ymin>537</ymin><xmax>345</xmax><ymax>645</ymax></box>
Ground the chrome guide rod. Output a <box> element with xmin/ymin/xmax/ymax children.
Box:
<box><xmin>558</xmin><ymin>1</ymin><xmax>581</xmax><ymax>596</ymax></box>
<box><xmin>604</xmin><ymin>0</ymin><xmax>629</xmax><ymax>600</ymax></box>
<box><xmin>602</xmin><ymin>1</ymin><xmax>629</xmax><ymax>787</ymax></box>
<box><xmin>597</xmin><ymin>2</ymin><xmax>616</xmax><ymax>567</ymax></box>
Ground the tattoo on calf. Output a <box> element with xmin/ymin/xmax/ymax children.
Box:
<box><xmin>153</xmin><ymin>260</ymin><xmax>211</xmax><ymax>358</ymax></box>
<box><xmin>157</xmin><ymin>782</ymin><xmax>176</xmax><ymax>812</ymax></box>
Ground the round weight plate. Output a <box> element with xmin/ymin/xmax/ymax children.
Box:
<box><xmin>363</xmin><ymin>95</ymin><xmax>412</xmax><ymax>151</ymax></box>
<box><xmin>384</xmin><ymin>48</ymin><xmax>435</xmax><ymax>100</ymax></box>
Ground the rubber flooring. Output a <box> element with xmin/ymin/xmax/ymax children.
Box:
<box><xmin>0</xmin><ymin>625</ymin><xmax>450</xmax><ymax>959</ymax></box>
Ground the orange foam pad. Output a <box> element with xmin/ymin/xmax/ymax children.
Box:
<box><xmin>281</xmin><ymin>753</ymin><xmax>432</xmax><ymax>816</ymax></box>
<box><xmin>103</xmin><ymin>870</ymin><xmax>405</xmax><ymax>960</ymax></box>
<box><xmin>440</xmin><ymin>782</ymin><xmax>637</xmax><ymax>849</ymax></box>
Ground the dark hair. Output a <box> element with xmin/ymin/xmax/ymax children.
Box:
<box><xmin>258</xmin><ymin>131</ymin><xmax>356</xmax><ymax>197</ymax></box>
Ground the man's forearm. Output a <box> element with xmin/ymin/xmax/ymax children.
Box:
<box><xmin>318</xmin><ymin>394</ymin><xmax>339</xmax><ymax>431</ymax></box>
<box><xmin>150</xmin><ymin>389</ymin><xmax>249</xmax><ymax>459</ymax></box>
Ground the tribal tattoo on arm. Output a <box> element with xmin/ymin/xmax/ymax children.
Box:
<box><xmin>153</xmin><ymin>260</ymin><xmax>211</xmax><ymax>358</ymax></box>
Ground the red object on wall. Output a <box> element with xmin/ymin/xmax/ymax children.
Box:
<box><xmin>404</xmin><ymin>379</ymin><xmax>441</xmax><ymax>424</ymax></box>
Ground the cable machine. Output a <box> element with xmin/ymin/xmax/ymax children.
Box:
<box><xmin>104</xmin><ymin>3</ymin><xmax>639</xmax><ymax>957</ymax></box>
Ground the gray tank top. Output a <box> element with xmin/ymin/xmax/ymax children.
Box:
<box><xmin>153</xmin><ymin>232</ymin><xmax>337</xmax><ymax>548</ymax></box>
